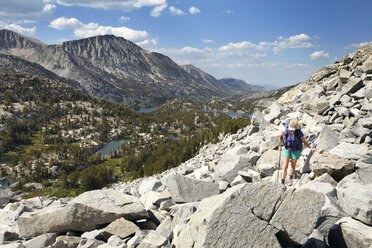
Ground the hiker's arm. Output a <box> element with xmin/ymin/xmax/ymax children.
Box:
<box><xmin>301</xmin><ymin>137</ymin><xmax>316</xmax><ymax>152</ymax></box>
<box><xmin>279</xmin><ymin>133</ymin><xmax>285</xmax><ymax>146</ymax></box>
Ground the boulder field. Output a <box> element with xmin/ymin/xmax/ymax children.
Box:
<box><xmin>1</xmin><ymin>44</ymin><xmax>372</xmax><ymax>247</ymax></box>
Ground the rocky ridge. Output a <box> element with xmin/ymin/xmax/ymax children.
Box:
<box><xmin>1</xmin><ymin>44</ymin><xmax>372</xmax><ymax>247</ymax></box>
<box><xmin>0</xmin><ymin>30</ymin><xmax>262</xmax><ymax>107</ymax></box>
<box><xmin>219</xmin><ymin>77</ymin><xmax>266</xmax><ymax>93</ymax></box>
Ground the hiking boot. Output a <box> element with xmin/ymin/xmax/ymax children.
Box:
<box><xmin>288</xmin><ymin>177</ymin><xmax>293</xmax><ymax>186</ymax></box>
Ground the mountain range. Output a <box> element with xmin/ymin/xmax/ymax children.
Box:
<box><xmin>0</xmin><ymin>29</ymin><xmax>265</xmax><ymax>107</ymax></box>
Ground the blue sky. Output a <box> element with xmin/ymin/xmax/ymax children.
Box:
<box><xmin>1</xmin><ymin>0</ymin><xmax>371</xmax><ymax>89</ymax></box>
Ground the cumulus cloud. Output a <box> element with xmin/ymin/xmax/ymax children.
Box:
<box><xmin>202</xmin><ymin>39</ymin><xmax>214</xmax><ymax>44</ymax></box>
<box><xmin>0</xmin><ymin>0</ymin><xmax>55</xmax><ymax>22</ymax></box>
<box><xmin>272</xmin><ymin>34</ymin><xmax>313</xmax><ymax>54</ymax></box>
<box><xmin>310</xmin><ymin>50</ymin><xmax>329</xmax><ymax>60</ymax></box>
<box><xmin>49</xmin><ymin>17</ymin><xmax>148</xmax><ymax>41</ymax></box>
<box><xmin>343</xmin><ymin>42</ymin><xmax>370</xmax><ymax>50</ymax></box>
<box><xmin>119</xmin><ymin>16</ymin><xmax>130</xmax><ymax>22</ymax></box>
<box><xmin>219</xmin><ymin>41</ymin><xmax>265</xmax><ymax>51</ymax></box>
<box><xmin>1</xmin><ymin>23</ymin><xmax>36</xmax><ymax>35</ymax></box>
<box><xmin>189</xmin><ymin>6</ymin><xmax>200</xmax><ymax>14</ymax></box>
<box><xmin>151</xmin><ymin>4</ymin><xmax>167</xmax><ymax>17</ymax></box>
<box><xmin>136</xmin><ymin>38</ymin><xmax>157</xmax><ymax>47</ymax></box>
<box><xmin>49</xmin><ymin>17</ymin><xmax>82</xmax><ymax>30</ymax></box>
<box><xmin>169</xmin><ymin>6</ymin><xmax>185</xmax><ymax>16</ymax></box>
<box><xmin>55</xmin><ymin>0</ymin><xmax>167</xmax><ymax>11</ymax></box>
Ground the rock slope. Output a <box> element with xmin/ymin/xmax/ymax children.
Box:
<box><xmin>1</xmin><ymin>44</ymin><xmax>372</xmax><ymax>248</ymax></box>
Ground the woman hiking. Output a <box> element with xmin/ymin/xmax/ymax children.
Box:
<box><xmin>279</xmin><ymin>119</ymin><xmax>316</xmax><ymax>186</ymax></box>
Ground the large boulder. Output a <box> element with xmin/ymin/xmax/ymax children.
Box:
<box><xmin>23</xmin><ymin>233</ymin><xmax>58</xmax><ymax>248</ymax></box>
<box><xmin>342</xmin><ymin>77</ymin><xmax>364</xmax><ymax>94</ymax></box>
<box><xmin>358</xmin><ymin>117</ymin><xmax>372</xmax><ymax>129</ymax></box>
<box><xmin>329</xmin><ymin>142</ymin><xmax>370</xmax><ymax>160</ymax></box>
<box><xmin>102</xmin><ymin>218</ymin><xmax>139</xmax><ymax>239</ymax></box>
<box><xmin>336</xmin><ymin>181</ymin><xmax>372</xmax><ymax>225</ymax></box>
<box><xmin>226</xmin><ymin>144</ymin><xmax>248</xmax><ymax>156</ymax></box>
<box><xmin>264</xmin><ymin>102</ymin><xmax>286</xmax><ymax>123</ymax></box>
<box><xmin>166</xmin><ymin>174</ymin><xmax>219</xmax><ymax>203</ymax></box>
<box><xmin>138</xmin><ymin>177</ymin><xmax>164</xmax><ymax>197</ymax></box>
<box><xmin>329</xmin><ymin>217</ymin><xmax>372</xmax><ymax>248</ymax></box>
<box><xmin>339</xmin><ymin>69</ymin><xmax>351</xmax><ymax>83</ymax></box>
<box><xmin>251</xmin><ymin>111</ymin><xmax>264</xmax><ymax>127</ymax></box>
<box><xmin>174</xmin><ymin>182</ymin><xmax>290</xmax><ymax>248</ymax></box>
<box><xmin>315</xmin><ymin>126</ymin><xmax>339</xmax><ymax>151</ymax></box>
<box><xmin>138</xmin><ymin>231</ymin><xmax>168</xmax><ymax>248</ymax></box>
<box><xmin>18</xmin><ymin>189</ymin><xmax>148</xmax><ymax>238</ymax></box>
<box><xmin>362</xmin><ymin>60</ymin><xmax>372</xmax><ymax>73</ymax></box>
<box><xmin>310</xmin><ymin>150</ymin><xmax>355</xmax><ymax>181</ymax></box>
<box><xmin>270</xmin><ymin>188</ymin><xmax>326</xmax><ymax>245</ymax></box>
<box><xmin>214</xmin><ymin>154</ymin><xmax>250</xmax><ymax>183</ymax></box>
<box><xmin>72</xmin><ymin>189</ymin><xmax>148</xmax><ymax>221</ymax></box>
<box><xmin>303</xmin><ymin>99</ymin><xmax>329</xmax><ymax>115</ymax></box>
<box><xmin>0</xmin><ymin>189</ymin><xmax>13</xmax><ymax>208</ymax></box>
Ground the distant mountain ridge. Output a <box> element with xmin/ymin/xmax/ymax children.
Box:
<box><xmin>0</xmin><ymin>29</ymin><xmax>265</xmax><ymax>106</ymax></box>
<box><xmin>219</xmin><ymin>77</ymin><xmax>265</xmax><ymax>93</ymax></box>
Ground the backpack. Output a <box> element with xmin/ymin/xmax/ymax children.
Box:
<box><xmin>284</xmin><ymin>120</ymin><xmax>303</xmax><ymax>151</ymax></box>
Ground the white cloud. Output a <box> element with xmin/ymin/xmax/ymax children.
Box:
<box><xmin>310</xmin><ymin>50</ymin><xmax>329</xmax><ymax>60</ymax></box>
<box><xmin>202</xmin><ymin>39</ymin><xmax>214</xmax><ymax>44</ymax></box>
<box><xmin>49</xmin><ymin>17</ymin><xmax>149</xmax><ymax>41</ymax></box>
<box><xmin>55</xmin><ymin>0</ymin><xmax>167</xmax><ymax>11</ymax></box>
<box><xmin>222</xmin><ymin>10</ymin><xmax>233</xmax><ymax>14</ymax></box>
<box><xmin>1</xmin><ymin>23</ymin><xmax>36</xmax><ymax>35</ymax></box>
<box><xmin>189</xmin><ymin>6</ymin><xmax>200</xmax><ymax>14</ymax></box>
<box><xmin>343</xmin><ymin>42</ymin><xmax>370</xmax><ymax>50</ymax></box>
<box><xmin>151</xmin><ymin>4</ymin><xmax>167</xmax><ymax>17</ymax></box>
<box><xmin>219</xmin><ymin>41</ymin><xmax>265</xmax><ymax>51</ymax></box>
<box><xmin>272</xmin><ymin>34</ymin><xmax>313</xmax><ymax>54</ymax></box>
<box><xmin>136</xmin><ymin>38</ymin><xmax>157</xmax><ymax>47</ymax></box>
<box><xmin>169</xmin><ymin>6</ymin><xmax>185</xmax><ymax>16</ymax></box>
<box><xmin>49</xmin><ymin>17</ymin><xmax>82</xmax><ymax>30</ymax></box>
<box><xmin>0</xmin><ymin>1</ymin><xmax>55</xmax><ymax>22</ymax></box>
<box><xmin>119</xmin><ymin>16</ymin><xmax>130</xmax><ymax>22</ymax></box>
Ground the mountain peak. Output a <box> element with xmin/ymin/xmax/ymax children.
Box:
<box><xmin>0</xmin><ymin>29</ymin><xmax>46</xmax><ymax>50</ymax></box>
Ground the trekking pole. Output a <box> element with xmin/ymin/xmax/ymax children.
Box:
<box><xmin>277</xmin><ymin>145</ymin><xmax>281</xmax><ymax>184</ymax></box>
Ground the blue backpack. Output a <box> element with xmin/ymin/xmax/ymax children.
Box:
<box><xmin>284</xmin><ymin>120</ymin><xmax>303</xmax><ymax>151</ymax></box>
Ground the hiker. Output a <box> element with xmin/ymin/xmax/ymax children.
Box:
<box><xmin>278</xmin><ymin>119</ymin><xmax>316</xmax><ymax>185</ymax></box>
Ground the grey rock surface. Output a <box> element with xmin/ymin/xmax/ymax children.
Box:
<box><xmin>23</xmin><ymin>233</ymin><xmax>57</xmax><ymax>248</ymax></box>
<box><xmin>330</xmin><ymin>142</ymin><xmax>370</xmax><ymax>160</ymax></box>
<box><xmin>270</xmin><ymin>188</ymin><xmax>326</xmax><ymax>244</ymax></box>
<box><xmin>329</xmin><ymin>217</ymin><xmax>372</xmax><ymax>248</ymax></box>
<box><xmin>71</xmin><ymin>189</ymin><xmax>148</xmax><ymax>221</ymax></box>
<box><xmin>174</xmin><ymin>184</ymin><xmax>282</xmax><ymax>248</ymax></box>
<box><xmin>0</xmin><ymin>189</ymin><xmax>13</xmax><ymax>208</ymax></box>
<box><xmin>315</xmin><ymin>126</ymin><xmax>339</xmax><ymax>151</ymax></box>
<box><xmin>310</xmin><ymin>150</ymin><xmax>355</xmax><ymax>181</ymax></box>
<box><xmin>166</xmin><ymin>174</ymin><xmax>219</xmax><ymax>203</ymax></box>
<box><xmin>214</xmin><ymin>154</ymin><xmax>250</xmax><ymax>183</ymax></box>
<box><xmin>18</xmin><ymin>189</ymin><xmax>148</xmax><ymax>238</ymax></box>
<box><xmin>103</xmin><ymin>218</ymin><xmax>139</xmax><ymax>239</ymax></box>
<box><xmin>337</xmin><ymin>181</ymin><xmax>372</xmax><ymax>225</ymax></box>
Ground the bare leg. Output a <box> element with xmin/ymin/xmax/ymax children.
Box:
<box><xmin>281</xmin><ymin>157</ymin><xmax>290</xmax><ymax>180</ymax></box>
<box><xmin>290</xmin><ymin>159</ymin><xmax>298</xmax><ymax>177</ymax></box>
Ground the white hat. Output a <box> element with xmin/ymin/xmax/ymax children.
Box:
<box><xmin>288</xmin><ymin>126</ymin><xmax>296</xmax><ymax>131</ymax></box>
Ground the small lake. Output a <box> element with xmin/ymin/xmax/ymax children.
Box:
<box><xmin>203</xmin><ymin>110</ymin><xmax>252</xmax><ymax>118</ymax></box>
<box><xmin>97</xmin><ymin>139</ymin><xmax>130</xmax><ymax>156</ymax></box>
<box><xmin>0</xmin><ymin>178</ymin><xmax>14</xmax><ymax>189</ymax></box>
<box><xmin>169</xmin><ymin>134</ymin><xmax>180</xmax><ymax>140</ymax></box>
<box><xmin>135</xmin><ymin>107</ymin><xmax>158</xmax><ymax>113</ymax></box>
